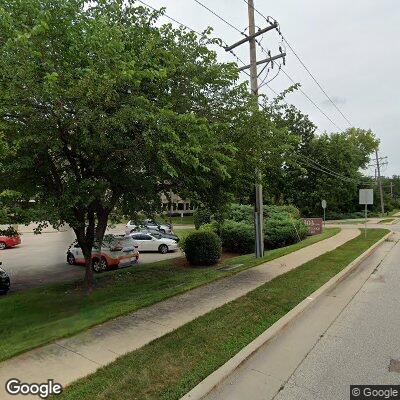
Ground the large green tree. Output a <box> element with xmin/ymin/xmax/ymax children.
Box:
<box><xmin>0</xmin><ymin>0</ymin><xmax>262</xmax><ymax>289</ymax></box>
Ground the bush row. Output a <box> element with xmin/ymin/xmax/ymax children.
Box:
<box><xmin>185</xmin><ymin>204</ymin><xmax>309</xmax><ymax>265</ymax></box>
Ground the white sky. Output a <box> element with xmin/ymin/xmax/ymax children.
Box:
<box><xmin>145</xmin><ymin>0</ymin><xmax>400</xmax><ymax>177</ymax></box>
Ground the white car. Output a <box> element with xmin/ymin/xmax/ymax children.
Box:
<box><xmin>128</xmin><ymin>232</ymin><xmax>179</xmax><ymax>254</ymax></box>
<box><xmin>125</xmin><ymin>219</ymin><xmax>172</xmax><ymax>235</ymax></box>
<box><xmin>67</xmin><ymin>235</ymin><xmax>140</xmax><ymax>273</ymax></box>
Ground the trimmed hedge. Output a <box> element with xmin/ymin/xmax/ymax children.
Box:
<box><xmin>220</xmin><ymin>220</ymin><xmax>255</xmax><ymax>254</ymax></box>
<box><xmin>193</xmin><ymin>208</ymin><xmax>212</xmax><ymax>229</ymax></box>
<box><xmin>228</xmin><ymin>204</ymin><xmax>301</xmax><ymax>224</ymax></box>
<box><xmin>264</xmin><ymin>215</ymin><xmax>308</xmax><ymax>249</ymax></box>
<box><xmin>184</xmin><ymin>231</ymin><xmax>222</xmax><ymax>266</ymax></box>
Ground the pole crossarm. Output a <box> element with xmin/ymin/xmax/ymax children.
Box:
<box><xmin>224</xmin><ymin>23</ymin><xmax>279</xmax><ymax>52</ymax></box>
<box><xmin>238</xmin><ymin>52</ymin><xmax>286</xmax><ymax>71</ymax></box>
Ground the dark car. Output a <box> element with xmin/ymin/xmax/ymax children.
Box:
<box><xmin>0</xmin><ymin>262</ymin><xmax>10</xmax><ymax>295</ymax></box>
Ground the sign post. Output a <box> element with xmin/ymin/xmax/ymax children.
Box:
<box><xmin>321</xmin><ymin>200</ymin><xmax>327</xmax><ymax>227</ymax></box>
<box><xmin>359</xmin><ymin>189</ymin><xmax>374</xmax><ymax>237</ymax></box>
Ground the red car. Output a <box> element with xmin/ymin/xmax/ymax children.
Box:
<box><xmin>0</xmin><ymin>234</ymin><xmax>21</xmax><ymax>250</ymax></box>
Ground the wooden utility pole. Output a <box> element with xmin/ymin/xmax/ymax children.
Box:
<box><xmin>248</xmin><ymin>0</ymin><xmax>264</xmax><ymax>257</ymax></box>
<box><xmin>375</xmin><ymin>149</ymin><xmax>385</xmax><ymax>214</ymax></box>
<box><xmin>224</xmin><ymin>0</ymin><xmax>285</xmax><ymax>258</ymax></box>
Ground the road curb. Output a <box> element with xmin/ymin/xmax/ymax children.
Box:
<box><xmin>181</xmin><ymin>230</ymin><xmax>393</xmax><ymax>400</ymax></box>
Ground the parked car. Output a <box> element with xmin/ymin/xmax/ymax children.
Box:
<box><xmin>125</xmin><ymin>219</ymin><xmax>172</xmax><ymax>235</ymax></box>
<box><xmin>134</xmin><ymin>228</ymin><xmax>180</xmax><ymax>243</ymax></box>
<box><xmin>0</xmin><ymin>262</ymin><xmax>10</xmax><ymax>295</ymax></box>
<box><xmin>0</xmin><ymin>234</ymin><xmax>21</xmax><ymax>250</ymax></box>
<box><xmin>128</xmin><ymin>232</ymin><xmax>179</xmax><ymax>254</ymax></box>
<box><xmin>66</xmin><ymin>235</ymin><xmax>140</xmax><ymax>273</ymax></box>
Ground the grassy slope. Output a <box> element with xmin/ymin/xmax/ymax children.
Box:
<box><xmin>0</xmin><ymin>228</ymin><xmax>339</xmax><ymax>361</ymax></box>
<box><xmin>378</xmin><ymin>218</ymin><xmax>395</xmax><ymax>224</ymax></box>
<box><xmin>58</xmin><ymin>228</ymin><xmax>389</xmax><ymax>400</ymax></box>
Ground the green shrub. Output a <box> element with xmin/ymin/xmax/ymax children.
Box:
<box><xmin>228</xmin><ymin>204</ymin><xmax>301</xmax><ymax>224</ymax></box>
<box><xmin>264</xmin><ymin>215</ymin><xmax>308</xmax><ymax>249</ymax></box>
<box><xmin>193</xmin><ymin>208</ymin><xmax>212</xmax><ymax>229</ymax></box>
<box><xmin>184</xmin><ymin>231</ymin><xmax>222</xmax><ymax>266</ymax></box>
<box><xmin>229</xmin><ymin>204</ymin><xmax>254</xmax><ymax>224</ymax></box>
<box><xmin>220</xmin><ymin>220</ymin><xmax>255</xmax><ymax>254</ymax></box>
<box><xmin>265</xmin><ymin>205</ymin><xmax>300</xmax><ymax>219</ymax></box>
<box><xmin>198</xmin><ymin>221</ymin><xmax>219</xmax><ymax>233</ymax></box>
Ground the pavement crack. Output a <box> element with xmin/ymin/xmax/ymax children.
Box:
<box><xmin>55</xmin><ymin>343</ymin><xmax>101</xmax><ymax>366</ymax></box>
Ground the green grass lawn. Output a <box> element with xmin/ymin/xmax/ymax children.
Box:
<box><xmin>331</xmin><ymin>219</ymin><xmax>365</xmax><ymax>225</ymax></box>
<box><xmin>175</xmin><ymin>228</ymin><xmax>196</xmax><ymax>241</ymax></box>
<box><xmin>0</xmin><ymin>228</ymin><xmax>339</xmax><ymax>362</ymax></box>
<box><xmin>378</xmin><ymin>218</ymin><xmax>396</xmax><ymax>224</ymax></box>
<box><xmin>158</xmin><ymin>215</ymin><xmax>194</xmax><ymax>225</ymax></box>
<box><xmin>58</xmin><ymin>228</ymin><xmax>388</xmax><ymax>400</ymax></box>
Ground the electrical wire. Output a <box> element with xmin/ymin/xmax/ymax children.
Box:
<box><xmin>193</xmin><ymin>0</ymin><xmax>246</xmax><ymax>36</ymax></box>
<box><xmin>136</xmin><ymin>0</ymin><xmax>250</xmax><ymax>73</ymax></box>
<box><xmin>241</xmin><ymin>0</ymin><xmax>354</xmax><ymax>127</ymax></box>
<box><xmin>189</xmin><ymin>0</ymin><xmax>344</xmax><ymax>130</ymax></box>
<box><xmin>281</xmin><ymin>69</ymin><xmax>343</xmax><ymax>131</ymax></box>
<box><xmin>297</xmin><ymin>153</ymin><xmax>366</xmax><ymax>185</ymax></box>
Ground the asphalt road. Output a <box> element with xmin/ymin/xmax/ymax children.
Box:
<box><xmin>0</xmin><ymin>229</ymin><xmax>182</xmax><ymax>292</ymax></box>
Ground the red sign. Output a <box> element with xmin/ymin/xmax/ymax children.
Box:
<box><xmin>302</xmin><ymin>218</ymin><xmax>323</xmax><ymax>236</ymax></box>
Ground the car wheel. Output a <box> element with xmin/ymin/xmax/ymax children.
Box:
<box><xmin>0</xmin><ymin>242</ymin><xmax>6</xmax><ymax>250</ymax></box>
<box><xmin>67</xmin><ymin>253</ymin><xmax>76</xmax><ymax>265</ymax></box>
<box><xmin>160</xmin><ymin>229</ymin><xmax>166</xmax><ymax>234</ymax></box>
<box><xmin>158</xmin><ymin>244</ymin><xmax>168</xmax><ymax>254</ymax></box>
<box><xmin>93</xmin><ymin>257</ymin><xmax>108</xmax><ymax>273</ymax></box>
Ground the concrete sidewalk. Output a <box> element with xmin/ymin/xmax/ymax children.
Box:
<box><xmin>0</xmin><ymin>229</ymin><xmax>359</xmax><ymax>399</ymax></box>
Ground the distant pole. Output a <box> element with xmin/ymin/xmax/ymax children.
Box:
<box><xmin>375</xmin><ymin>149</ymin><xmax>385</xmax><ymax>215</ymax></box>
<box><xmin>364</xmin><ymin>203</ymin><xmax>367</xmax><ymax>238</ymax></box>
<box><xmin>248</xmin><ymin>0</ymin><xmax>264</xmax><ymax>258</ymax></box>
<box><xmin>390</xmin><ymin>181</ymin><xmax>394</xmax><ymax>199</ymax></box>
<box><xmin>169</xmin><ymin>189</ymin><xmax>173</xmax><ymax>225</ymax></box>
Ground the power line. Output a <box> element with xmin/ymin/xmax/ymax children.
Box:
<box><xmin>193</xmin><ymin>0</ymin><xmax>245</xmax><ymax>36</ymax></box>
<box><xmin>297</xmin><ymin>154</ymin><xmax>358</xmax><ymax>184</ymax></box>
<box><xmin>241</xmin><ymin>0</ymin><xmax>354</xmax><ymax>128</ymax></box>
<box><xmin>189</xmin><ymin>0</ymin><xmax>345</xmax><ymax>130</ymax></box>
<box><xmin>136</xmin><ymin>0</ymin><xmax>249</xmax><ymax>70</ymax></box>
<box><xmin>282</xmin><ymin>37</ymin><xmax>353</xmax><ymax>127</ymax></box>
<box><xmin>297</xmin><ymin>157</ymin><xmax>359</xmax><ymax>185</ymax></box>
<box><xmin>280</xmin><ymin>69</ymin><xmax>343</xmax><ymax>131</ymax></box>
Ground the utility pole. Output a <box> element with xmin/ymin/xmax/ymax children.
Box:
<box><xmin>375</xmin><ymin>149</ymin><xmax>385</xmax><ymax>215</ymax></box>
<box><xmin>248</xmin><ymin>0</ymin><xmax>264</xmax><ymax>258</ymax></box>
<box><xmin>224</xmin><ymin>0</ymin><xmax>285</xmax><ymax>258</ymax></box>
<box><xmin>390</xmin><ymin>181</ymin><xmax>394</xmax><ymax>199</ymax></box>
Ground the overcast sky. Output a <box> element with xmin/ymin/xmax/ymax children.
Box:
<box><xmin>146</xmin><ymin>0</ymin><xmax>399</xmax><ymax>177</ymax></box>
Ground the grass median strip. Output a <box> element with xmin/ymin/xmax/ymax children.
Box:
<box><xmin>57</xmin><ymin>228</ymin><xmax>388</xmax><ymax>400</ymax></box>
<box><xmin>378</xmin><ymin>218</ymin><xmax>395</xmax><ymax>224</ymax></box>
<box><xmin>0</xmin><ymin>228</ymin><xmax>339</xmax><ymax>361</ymax></box>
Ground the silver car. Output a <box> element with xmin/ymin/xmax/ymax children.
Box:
<box><xmin>125</xmin><ymin>219</ymin><xmax>172</xmax><ymax>235</ymax></box>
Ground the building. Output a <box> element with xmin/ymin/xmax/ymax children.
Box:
<box><xmin>160</xmin><ymin>192</ymin><xmax>194</xmax><ymax>216</ymax></box>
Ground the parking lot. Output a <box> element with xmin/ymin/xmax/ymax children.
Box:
<box><xmin>0</xmin><ymin>229</ymin><xmax>183</xmax><ymax>292</ymax></box>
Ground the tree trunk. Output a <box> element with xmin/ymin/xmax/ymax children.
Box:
<box><xmin>83</xmin><ymin>252</ymin><xmax>94</xmax><ymax>293</ymax></box>
<box><xmin>73</xmin><ymin>226</ymin><xmax>95</xmax><ymax>293</ymax></box>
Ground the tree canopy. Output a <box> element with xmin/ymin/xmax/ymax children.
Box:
<box><xmin>0</xmin><ymin>0</ymin><xmax>279</xmax><ymax>287</ymax></box>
